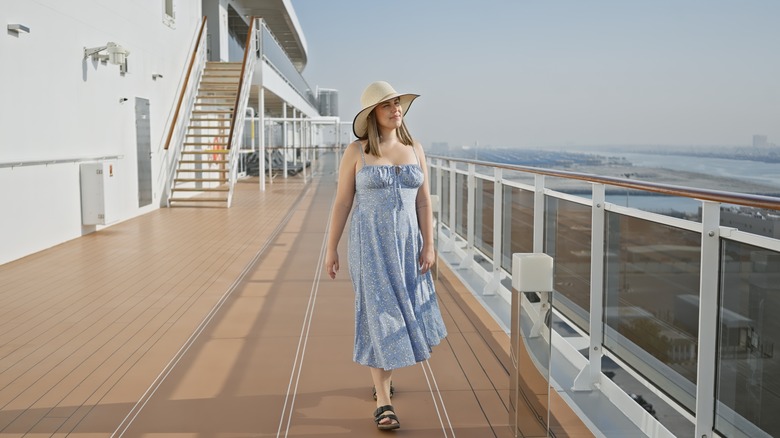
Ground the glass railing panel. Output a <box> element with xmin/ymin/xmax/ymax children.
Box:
<box><xmin>441</xmin><ymin>169</ymin><xmax>450</xmax><ymax>228</ymax></box>
<box><xmin>455</xmin><ymin>173</ymin><xmax>467</xmax><ymax>239</ymax></box>
<box><xmin>429</xmin><ymin>168</ymin><xmax>438</xmax><ymax>198</ymax></box>
<box><xmin>501</xmin><ymin>186</ymin><xmax>533</xmax><ymax>271</ymax></box>
<box><xmin>720</xmin><ymin>205</ymin><xmax>779</xmax><ymax>237</ymax></box>
<box><xmin>715</xmin><ymin>240</ymin><xmax>780</xmax><ymax>438</ymax></box>
<box><xmin>603</xmin><ymin>212</ymin><xmax>701</xmax><ymax>411</ymax></box>
<box><xmin>607</xmin><ymin>192</ymin><xmax>703</xmax><ymax>222</ymax></box>
<box><xmin>260</xmin><ymin>26</ymin><xmax>317</xmax><ymax>108</ymax></box>
<box><xmin>545</xmin><ymin>197</ymin><xmax>591</xmax><ymax>332</ymax></box>
<box><xmin>475</xmin><ymin>177</ymin><xmax>494</xmax><ymax>257</ymax></box>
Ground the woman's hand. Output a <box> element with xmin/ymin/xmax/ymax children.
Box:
<box><xmin>419</xmin><ymin>245</ymin><xmax>436</xmax><ymax>274</ymax></box>
<box><xmin>325</xmin><ymin>250</ymin><xmax>339</xmax><ymax>279</ymax></box>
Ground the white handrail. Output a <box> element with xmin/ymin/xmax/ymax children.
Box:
<box><xmin>0</xmin><ymin>155</ymin><xmax>123</xmax><ymax>169</ymax></box>
<box><xmin>226</xmin><ymin>18</ymin><xmax>260</xmax><ymax>207</ymax></box>
<box><xmin>162</xmin><ymin>19</ymin><xmax>208</xmax><ymax>207</ymax></box>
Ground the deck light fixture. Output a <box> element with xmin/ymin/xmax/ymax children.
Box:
<box><xmin>84</xmin><ymin>42</ymin><xmax>130</xmax><ymax>73</ymax></box>
<box><xmin>7</xmin><ymin>24</ymin><xmax>30</xmax><ymax>34</ymax></box>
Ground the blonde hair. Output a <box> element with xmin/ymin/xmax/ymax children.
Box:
<box><xmin>361</xmin><ymin>110</ymin><xmax>415</xmax><ymax>157</ymax></box>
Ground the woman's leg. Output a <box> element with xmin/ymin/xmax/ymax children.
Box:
<box><xmin>370</xmin><ymin>367</ymin><xmax>397</xmax><ymax>426</ymax></box>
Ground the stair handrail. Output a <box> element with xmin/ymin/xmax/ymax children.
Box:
<box><xmin>162</xmin><ymin>16</ymin><xmax>208</xmax><ymax>206</ymax></box>
<box><xmin>225</xmin><ymin>16</ymin><xmax>260</xmax><ymax>207</ymax></box>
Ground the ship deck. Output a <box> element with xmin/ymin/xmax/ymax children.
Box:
<box><xmin>0</xmin><ymin>154</ymin><xmax>591</xmax><ymax>437</ymax></box>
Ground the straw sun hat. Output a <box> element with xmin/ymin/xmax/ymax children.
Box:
<box><xmin>352</xmin><ymin>81</ymin><xmax>419</xmax><ymax>138</ymax></box>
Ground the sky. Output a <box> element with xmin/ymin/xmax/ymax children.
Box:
<box><xmin>291</xmin><ymin>0</ymin><xmax>779</xmax><ymax>149</ymax></box>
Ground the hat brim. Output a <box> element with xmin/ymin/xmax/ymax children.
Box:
<box><xmin>352</xmin><ymin>93</ymin><xmax>419</xmax><ymax>138</ymax></box>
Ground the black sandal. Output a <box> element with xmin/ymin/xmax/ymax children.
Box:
<box><xmin>372</xmin><ymin>382</ymin><xmax>394</xmax><ymax>400</ymax></box>
<box><xmin>374</xmin><ymin>405</ymin><xmax>400</xmax><ymax>430</ymax></box>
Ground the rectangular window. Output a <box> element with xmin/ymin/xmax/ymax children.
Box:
<box><xmin>163</xmin><ymin>0</ymin><xmax>175</xmax><ymax>28</ymax></box>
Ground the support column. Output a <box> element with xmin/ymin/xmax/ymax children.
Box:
<box><xmin>258</xmin><ymin>88</ymin><xmax>266</xmax><ymax>191</ymax></box>
<box><xmin>282</xmin><ymin>105</ymin><xmax>288</xmax><ymax>178</ymax></box>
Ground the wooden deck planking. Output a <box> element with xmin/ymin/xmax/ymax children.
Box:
<box><xmin>0</xmin><ymin>155</ymin><xmax>592</xmax><ymax>437</ymax></box>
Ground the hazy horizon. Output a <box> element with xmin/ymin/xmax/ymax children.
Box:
<box><xmin>292</xmin><ymin>0</ymin><xmax>779</xmax><ymax>150</ymax></box>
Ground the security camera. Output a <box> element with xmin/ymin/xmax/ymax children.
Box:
<box><xmin>106</xmin><ymin>42</ymin><xmax>129</xmax><ymax>65</ymax></box>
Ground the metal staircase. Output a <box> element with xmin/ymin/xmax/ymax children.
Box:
<box><xmin>168</xmin><ymin>62</ymin><xmax>241</xmax><ymax>207</ymax></box>
<box><xmin>163</xmin><ymin>16</ymin><xmax>259</xmax><ymax>208</ymax></box>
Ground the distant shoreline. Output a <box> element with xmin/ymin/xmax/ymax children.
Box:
<box><xmin>430</xmin><ymin>147</ymin><xmax>780</xmax><ymax>196</ymax></box>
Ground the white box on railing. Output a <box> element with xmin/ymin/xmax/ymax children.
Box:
<box><xmin>80</xmin><ymin>161</ymin><xmax>119</xmax><ymax>225</ymax></box>
<box><xmin>512</xmin><ymin>253</ymin><xmax>554</xmax><ymax>292</ymax></box>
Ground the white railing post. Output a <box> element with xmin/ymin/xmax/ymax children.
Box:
<box><xmin>443</xmin><ymin>160</ymin><xmax>457</xmax><ymax>253</ymax></box>
<box><xmin>695</xmin><ymin>201</ymin><xmax>720</xmax><ymax>438</ymax></box>
<box><xmin>510</xmin><ymin>252</ymin><xmax>554</xmax><ymax>437</ymax></box>
<box><xmin>533</xmin><ymin>174</ymin><xmax>545</xmax><ymax>253</ymax></box>
<box><xmin>258</xmin><ymin>88</ymin><xmax>265</xmax><ymax>192</ymax></box>
<box><xmin>573</xmin><ymin>183</ymin><xmax>606</xmax><ymax>391</ymax></box>
<box><xmin>257</xmin><ymin>23</ymin><xmax>265</xmax><ymax>192</ymax></box>
<box><xmin>459</xmin><ymin>163</ymin><xmax>476</xmax><ymax>270</ymax></box>
<box><xmin>225</xmin><ymin>17</ymin><xmax>257</xmax><ymax>207</ymax></box>
<box><xmin>282</xmin><ymin>105</ymin><xmax>288</xmax><ymax>178</ymax></box>
<box><xmin>484</xmin><ymin>167</ymin><xmax>503</xmax><ymax>295</ymax></box>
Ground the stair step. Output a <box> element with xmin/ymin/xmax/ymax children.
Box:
<box><xmin>174</xmin><ymin>178</ymin><xmax>226</xmax><ymax>183</ymax></box>
<box><xmin>186</xmin><ymin>134</ymin><xmax>229</xmax><ymax>137</ymax></box>
<box><xmin>169</xmin><ymin>197</ymin><xmax>229</xmax><ymax>202</ymax></box>
<box><xmin>195</xmin><ymin>95</ymin><xmax>236</xmax><ymax>100</ymax></box>
<box><xmin>205</xmin><ymin>62</ymin><xmax>242</xmax><ymax>68</ymax></box>
<box><xmin>180</xmin><ymin>159</ymin><xmax>229</xmax><ymax>164</ymax></box>
<box><xmin>182</xmin><ymin>149</ymin><xmax>229</xmax><ymax>154</ymax></box>
<box><xmin>172</xmin><ymin>187</ymin><xmax>229</xmax><ymax>192</ymax></box>
<box><xmin>184</xmin><ymin>143</ymin><xmax>229</xmax><ymax>146</ymax></box>
<box><xmin>187</xmin><ymin>125</ymin><xmax>230</xmax><ymax>129</ymax></box>
<box><xmin>195</xmin><ymin>103</ymin><xmax>235</xmax><ymax>107</ymax></box>
<box><xmin>202</xmin><ymin>73</ymin><xmax>241</xmax><ymax>78</ymax></box>
<box><xmin>198</xmin><ymin>85</ymin><xmax>239</xmax><ymax>89</ymax></box>
<box><xmin>176</xmin><ymin>168</ymin><xmax>229</xmax><ymax>173</ymax></box>
<box><xmin>198</xmin><ymin>89</ymin><xmax>238</xmax><ymax>93</ymax></box>
<box><xmin>193</xmin><ymin>110</ymin><xmax>233</xmax><ymax>114</ymax></box>
<box><xmin>189</xmin><ymin>118</ymin><xmax>231</xmax><ymax>122</ymax></box>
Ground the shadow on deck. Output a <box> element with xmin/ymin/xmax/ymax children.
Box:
<box><xmin>0</xmin><ymin>154</ymin><xmax>589</xmax><ymax>437</ymax></box>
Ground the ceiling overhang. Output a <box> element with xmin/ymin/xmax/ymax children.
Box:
<box><xmin>230</xmin><ymin>0</ymin><xmax>308</xmax><ymax>72</ymax></box>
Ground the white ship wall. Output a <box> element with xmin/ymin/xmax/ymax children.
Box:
<box><xmin>0</xmin><ymin>1</ymin><xmax>202</xmax><ymax>265</ymax></box>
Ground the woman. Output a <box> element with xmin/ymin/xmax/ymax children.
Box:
<box><xmin>325</xmin><ymin>81</ymin><xmax>448</xmax><ymax>430</ymax></box>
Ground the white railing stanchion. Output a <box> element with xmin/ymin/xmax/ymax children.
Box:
<box><xmin>510</xmin><ymin>252</ymin><xmax>554</xmax><ymax>437</ymax></box>
<box><xmin>694</xmin><ymin>201</ymin><xmax>720</xmax><ymax>438</ymax></box>
<box><xmin>226</xmin><ymin>17</ymin><xmax>259</xmax><ymax>207</ymax></box>
<box><xmin>444</xmin><ymin>160</ymin><xmax>456</xmax><ymax>253</ymax></box>
<box><xmin>573</xmin><ymin>183</ymin><xmax>606</xmax><ymax>391</ymax></box>
<box><xmin>459</xmin><ymin>163</ymin><xmax>476</xmax><ymax>271</ymax></box>
<box><xmin>533</xmin><ymin>174</ymin><xmax>545</xmax><ymax>253</ymax></box>
<box><xmin>484</xmin><ymin>167</ymin><xmax>503</xmax><ymax>295</ymax></box>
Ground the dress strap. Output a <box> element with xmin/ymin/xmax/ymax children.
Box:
<box><xmin>411</xmin><ymin>144</ymin><xmax>420</xmax><ymax>165</ymax></box>
<box><xmin>358</xmin><ymin>142</ymin><xmax>366</xmax><ymax>165</ymax></box>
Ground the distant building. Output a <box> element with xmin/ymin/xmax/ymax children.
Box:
<box><xmin>318</xmin><ymin>88</ymin><xmax>339</xmax><ymax>117</ymax></box>
<box><xmin>753</xmin><ymin>135</ymin><xmax>768</xmax><ymax>148</ymax></box>
<box><xmin>721</xmin><ymin>207</ymin><xmax>780</xmax><ymax>239</ymax></box>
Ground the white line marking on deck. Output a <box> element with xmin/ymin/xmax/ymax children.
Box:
<box><xmin>276</xmin><ymin>210</ymin><xmax>329</xmax><ymax>438</ymax></box>
<box><xmin>111</xmin><ymin>187</ymin><xmax>310</xmax><ymax>438</ymax></box>
<box><xmin>421</xmin><ymin>359</ymin><xmax>457</xmax><ymax>437</ymax></box>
